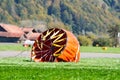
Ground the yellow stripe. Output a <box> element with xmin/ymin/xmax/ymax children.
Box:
<box><xmin>52</xmin><ymin>44</ymin><xmax>65</xmax><ymax>47</ymax></box>
<box><xmin>36</xmin><ymin>40</ymin><xmax>41</xmax><ymax>50</ymax></box>
<box><xmin>54</xmin><ymin>38</ymin><xmax>66</xmax><ymax>43</ymax></box>
<box><xmin>43</xmin><ymin>28</ymin><xmax>55</xmax><ymax>40</ymax></box>
<box><xmin>53</xmin><ymin>46</ymin><xmax>64</xmax><ymax>55</ymax></box>
<box><xmin>53</xmin><ymin>53</ymin><xmax>61</xmax><ymax>57</ymax></box>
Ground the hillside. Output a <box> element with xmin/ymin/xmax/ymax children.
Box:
<box><xmin>0</xmin><ymin>0</ymin><xmax>120</xmax><ymax>36</ymax></box>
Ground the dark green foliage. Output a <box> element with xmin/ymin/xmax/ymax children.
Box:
<box><xmin>107</xmin><ymin>25</ymin><xmax>120</xmax><ymax>47</ymax></box>
<box><xmin>104</xmin><ymin>0</ymin><xmax>120</xmax><ymax>19</ymax></box>
<box><xmin>48</xmin><ymin>5</ymin><xmax>60</xmax><ymax>17</ymax></box>
<box><xmin>0</xmin><ymin>0</ymin><xmax>120</xmax><ymax>35</ymax></box>
<box><xmin>103</xmin><ymin>0</ymin><xmax>116</xmax><ymax>7</ymax></box>
<box><xmin>93</xmin><ymin>38</ymin><xmax>112</xmax><ymax>47</ymax></box>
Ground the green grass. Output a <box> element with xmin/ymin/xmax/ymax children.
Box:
<box><xmin>1</xmin><ymin>43</ymin><xmax>120</xmax><ymax>53</ymax></box>
<box><xmin>0</xmin><ymin>43</ymin><xmax>31</xmax><ymax>51</ymax></box>
<box><xmin>80</xmin><ymin>46</ymin><xmax>120</xmax><ymax>53</ymax></box>
<box><xmin>0</xmin><ymin>44</ymin><xmax>119</xmax><ymax>79</ymax></box>
<box><xmin>0</xmin><ymin>57</ymin><xmax>120</xmax><ymax>80</ymax></box>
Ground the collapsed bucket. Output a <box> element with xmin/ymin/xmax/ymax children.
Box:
<box><xmin>31</xmin><ymin>28</ymin><xmax>80</xmax><ymax>62</ymax></box>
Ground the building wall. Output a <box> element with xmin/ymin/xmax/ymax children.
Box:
<box><xmin>0</xmin><ymin>37</ymin><xmax>19</xmax><ymax>42</ymax></box>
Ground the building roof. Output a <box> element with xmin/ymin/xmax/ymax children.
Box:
<box><xmin>26</xmin><ymin>32</ymin><xmax>40</xmax><ymax>40</ymax></box>
<box><xmin>0</xmin><ymin>23</ymin><xmax>23</xmax><ymax>33</ymax></box>
<box><xmin>21</xmin><ymin>27</ymin><xmax>33</xmax><ymax>33</ymax></box>
<box><xmin>0</xmin><ymin>23</ymin><xmax>24</xmax><ymax>37</ymax></box>
<box><xmin>0</xmin><ymin>32</ymin><xmax>23</xmax><ymax>37</ymax></box>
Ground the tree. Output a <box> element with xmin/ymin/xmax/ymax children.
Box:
<box><xmin>108</xmin><ymin>25</ymin><xmax>120</xmax><ymax>47</ymax></box>
<box><xmin>48</xmin><ymin>4</ymin><xmax>60</xmax><ymax>18</ymax></box>
<box><xmin>61</xmin><ymin>10</ymin><xmax>73</xmax><ymax>25</ymax></box>
<box><xmin>92</xmin><ymin>37</ymin><xmax>112</xmax><ymax>47</ymax></box>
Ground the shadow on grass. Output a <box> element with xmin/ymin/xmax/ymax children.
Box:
<box><xmin>23</xmin><ymin>59</ymin><xmax>34</xmax><ymax>62</ymax></box>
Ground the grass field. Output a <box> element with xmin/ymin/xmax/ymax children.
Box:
<box><xmin>0</xmin><ymin>43</ymin><xmax>120</xmax><ymax>53</ymax></box>
<box><xmin>0</xmin><ymin>43</ymin><xmax>120</xmax><ymax>80</ymax></box>
<box><xmin>0</xmin><ymin>43</ymin><xmax>31</xmax><ymax>51</ymax></box>
<box><xmin>80</xmin><ymin>46</ymin><xmax>120</xmax><ymax>53</ymax></box>
<box><xmin>0</xmin><ymin>57</ymin><xmax>120</xmax><ymax>80</ymax></box>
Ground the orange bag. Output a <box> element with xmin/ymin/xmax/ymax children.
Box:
<box><xmin>31</xmin><ymin>28</ymin><xmax>80</xmax><ymax>62</ymax></box>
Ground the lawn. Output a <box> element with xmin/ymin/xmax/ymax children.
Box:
<box><xmin>80</xmin><ymin>46</ymin><xmax>120</xmax><ymax>53</ymax></box>
<box><xmin>0</xmin><ymin>57</ymin><xmax>120</xmax><ymax>80</ymax></box>
<box><xmin>0</xmin><ymin>43</ymin><xmax>120</xmax><ymax>53</ymax></box>
<box><xmin>0</xmin><ymin>43</ymin><xmax>120</xmax><ymax>80</ymax></box>
<box><xmin>0</xmin><ymin>43</ymin><xmax>31</xmax><ymax>51</ymax></box>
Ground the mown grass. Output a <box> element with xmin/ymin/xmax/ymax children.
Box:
<box><xmin>0</xmin><ymin>43</ymin><xmax>31</xmax><ymax>51</ymax></box>
<box><xmin>0</xmin><ymin>57</ymin><xmax>120</xmax><ymax>80</ymax></box>
<box><xmin>80</xmin><ymin>46</ymin><xmax>120</xmax><ymax>53</ymax></box>
<box><xmin>0</xmin><ymin>43</ymin><xmax>120</xmax><ymax>53</ymax></box>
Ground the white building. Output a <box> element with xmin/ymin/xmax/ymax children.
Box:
<box><xmin>118</xmin><ymin>32</ymin><xmax>120</xmax><ymax>46</ymax></box>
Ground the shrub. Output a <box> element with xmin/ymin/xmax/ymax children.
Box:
<box><xmin>77</xmin><ymin>35</ymin><xmax>92</xmax><ymax>46</ymax></box>
<box><xmin>86</xmin><ymin>32</ymin><xmax>97</xmax><ymax>41</ymax></box>
<box><xmin>92</xmin><ymin>38</ymin><xmax>111</xmax><ymax>47</ymax></box>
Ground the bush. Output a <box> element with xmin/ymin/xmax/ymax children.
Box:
<box><xmin>86</xmin><ymin>32</ymin><xmax>97</xmax><ymax>41</ymax></box>
<box><xmin>92</xmin><ymin>38</ymin><xmax>111</xmax><ymax>47</ymax></box>
<box><xmin>77</xmin><ymin>35</ymin><xmax>92</xmax><ymax>46</ymax></box>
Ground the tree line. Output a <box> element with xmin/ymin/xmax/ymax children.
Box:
<box><xmin>0</xmin><ymin>0</ymin><xmax>120</xmax><ymax>46</ymax></box>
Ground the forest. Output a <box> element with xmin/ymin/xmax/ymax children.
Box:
<box><xmin>0</xmin><ymin>0</ymin><xmax>120</xmax><ymax>46</ymax></box>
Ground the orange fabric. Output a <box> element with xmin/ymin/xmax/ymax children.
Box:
<box><xmin>56</xmin><ymin>30</ymin><xmax>80</xmax><ymax>62</ymax></box>
<box><xmin>31</xmin><ymin>28</ymin><xmax>80</xmax><ymax>62</ymax></box>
